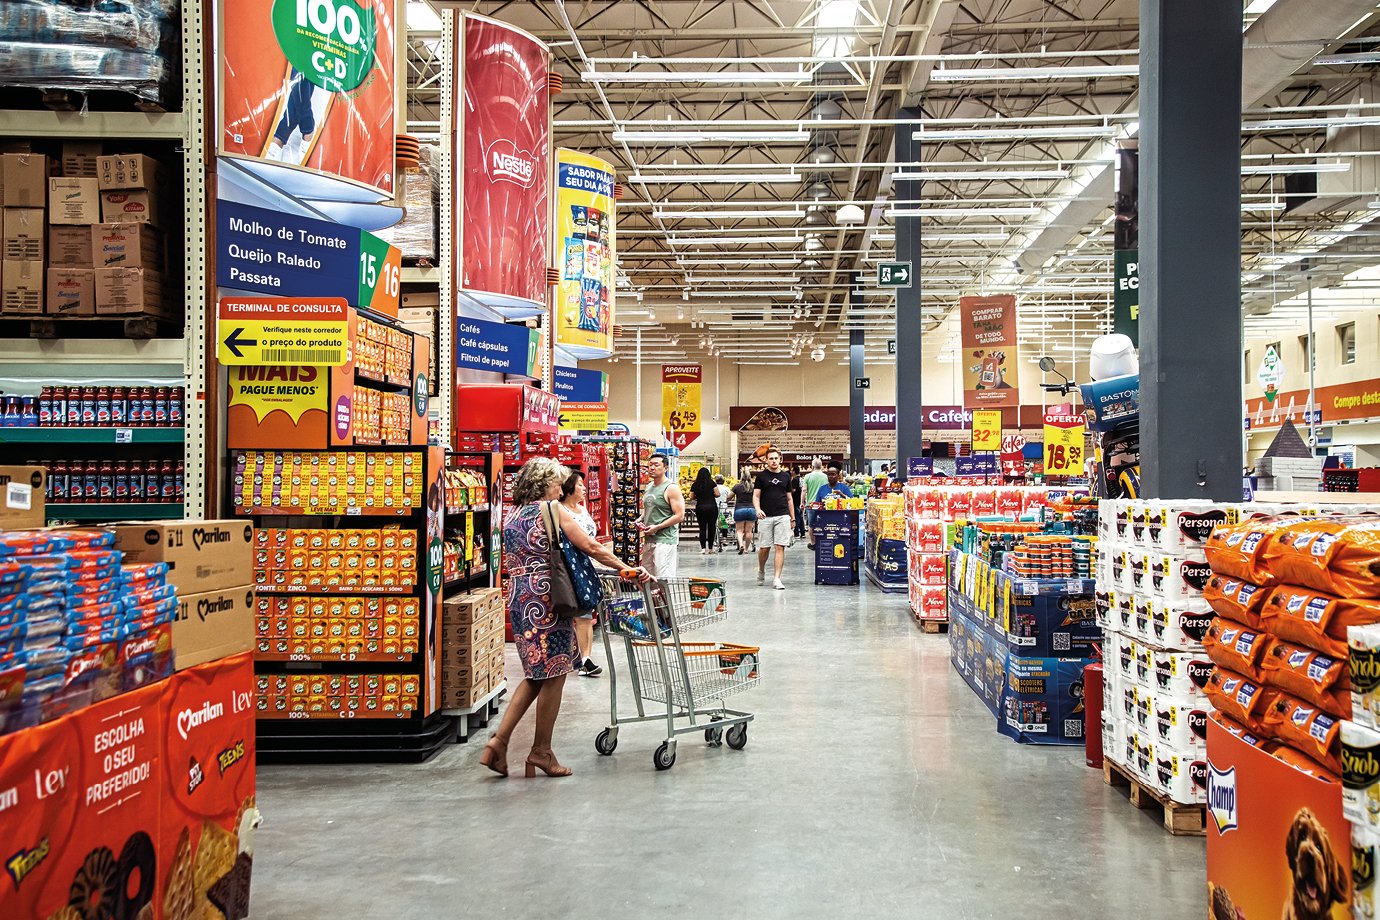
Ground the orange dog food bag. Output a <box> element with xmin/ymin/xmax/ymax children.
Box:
<box><xmin>1262</xmin><ymin>518</ymin><xmax>1380</xmax><ymax>599</ymax></box>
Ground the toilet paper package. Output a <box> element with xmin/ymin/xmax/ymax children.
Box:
<box><xmin>1151</xmin><ymin>598</ymin><xmax>1215</xmax><ymax>651</ymax></box>
<box><xmin>1128</xmin><ymin>500</ymin><xmax>1150</xmax><ymax>547</ymax></box>
<box><xmin>1110</xmin><ymin>631</ymin><xmax>1138</xmax><ymax>683</ymax></box>
<box><xmin>1157</xmin><ymin>500</ymin><xmax>1235</xmax><ymax>553</ymax></box>
<box><xmin>1151</xmin><ymin>649</ymin><xmax>1213</xmax><ymax>705</ymax></box>
<box><xmin>1151</xmin><ymin>697</ymin><xmax>1209</xmax><ymax>751</ymax></box>
<box><xmin>1352</xmin><ymin>623</ymin><xmax>1380</xmax><ymax>732</ymax></box>
<box><xmin>1354</xmin><ymin>824</ymin><xmax>1379</xmax><ymax>920</ymax></box>
<box><xmin>1148</xmin><ymin>551</ymin><xmax>1212</xmax><ymax>605</ymax></box>
<box><xmin>1133</xmin><ymin>595</ymin><xmax>1156</xmax><ymax>643</ymax></box>
<box><xmin>1151</xmin><ymin>744</ymin><xmax>1208</xmax><ymax>804</ymax></box>
<box><xmin>1342</xmin><ymin>719</ymin><xmax>1380</xmax><ymax>830</ymax></box>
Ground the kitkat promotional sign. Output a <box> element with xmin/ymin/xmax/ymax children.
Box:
<box><xmin>554</xmin><ymin>149</ymin><xmax>616</xmax><ymax>355</ymax></box>
<box><xmin>662</xmin><ymin>364</ymin><xmax>702</xmax><ymax>450</ymax></box>
<box><xmin>456</xmin><ymin>14</ymin><xmax>550</xmax><ymax>307</ymax></box>
<box><xmin>960</xmin><ymin>294</ymin><xmax>1019</xmax><ymax>409</ymax></box>
<box><xmin>218</xmin><ymin>0</ymin><xmax>397</xmax><ymax>197</ymax></box>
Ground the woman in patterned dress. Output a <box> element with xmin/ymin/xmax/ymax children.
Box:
<box><xmin>481</xmin><ymin>457</ymin><xmax>647</xmax><ymax>778</ymax></box>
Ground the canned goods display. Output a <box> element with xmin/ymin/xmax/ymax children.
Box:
<box><xmin>6</xmin><ymin>384</ymin><xmax>187</xmax><ymax>428</ymax></box>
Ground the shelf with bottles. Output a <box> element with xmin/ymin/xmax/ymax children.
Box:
<box><xmin>554</xmin><ymin>441</ymin><xmax>610</xmax><ymax>541</ymax></box>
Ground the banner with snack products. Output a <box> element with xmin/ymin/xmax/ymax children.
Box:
<box><xmin>960</xmin><ymin>294</ymin><xmax>1019</xmax><ymax>409</ymax></box>
<box><xmin>219</xmin><ymin>0</ymin><xmax>398</xmax><ymax>197</ymax></box>
<box><xmin>553</xmin><ymin>149</ymin><xmax>616</xmax><ymax>356</ymax></box>
<box><xmin>662</xmin><ymin>364</ymin><xmax>702</xmax><ymax>450</ymax></box>
<box><xmin>456</xmin><ymin>14</ymin><xmax>550</xmax><ymax>308</ymax></box>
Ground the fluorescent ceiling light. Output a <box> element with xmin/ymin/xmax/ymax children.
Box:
<box><xmin>630</xmin><ymin>173</ymin><xmax>801</xmax><ymax>184</ymax></box>
<box><xmin>687</xmin><ymin>276</ymin><xmax>801</xmax><ymax>283</ymax></box>
<box><xmin>669</xmin><ymin>236</ymin><xmax>808</xmax><ymax>245</ymax></box>
<box><xmin>1243</xmin><ymin>200</ymin><xmax>1285</xmax><ymax>211</ymax></box>
<box><xmin>931</xmin><ymin>65</ymin><xmax>1138</xmax><ymax>83</ymax></box>
<box><xmin>923</xmin><ymin>232</ymin><xmax>1011</xmax><ymax>241</ymax></box>
<box><xmin>1244</xmin><ymin>117</ymin><xmax>1380</xmax><ymax>132</ymax></box>
<box><xmin>1244</xmin><ymin>0</ymin><xmax>1277</xmax><ymax>13</ymax></box>
<box><xmin>583</xmin><ymin>69</ymin><xmax>811</xmax><ymax>85</ymax></box>
<box><xmin>913</xmin><ymin>126</ymin><xmax>1116</xmax><ymax>142</ymax></box>
<box><xmin>1241</xmin><ymin>162</ymin><xmax>1350</xmax><ymax>175</ymax></box>
<box><xmin>676</xmin><ymin>258</ymin><xmax>805</xmax><ymax>265</ymax></box>
<box><xmin>891</xmin><ymin>168</ymin><xmax>1069</xmax><ymax>182</ymax></box>
<box><xmin>887</xmin><ymin>206</ymin><xmax>1042</xmax><ymax>217</ymax></box>
<box><xmin>613</xmin><ymin>129</ymin><xmax>810</xmax><ymax>144</ymax></box>
<box><xmin>656</xmin><ymin>208</ymin><xmax>806</xmax><ymax>220</ymax></box>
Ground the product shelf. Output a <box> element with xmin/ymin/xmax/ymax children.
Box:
<box><xmin>0</xmin><ymin>427</ymin><xmax>184</xmax><ymax>444</ymax></box>
<box><xmin>444</xmin><ymin>504</ymin><xmax>490</xmax><ymax>515</ymax></box>
<box><xmin>45</xmin><ymin>502</ymin><xmax>183</xmax><ymax>521</ymax></box>
<box><xmin>255</xmin><ymin>584</ymin><xmax>420</xmax><ymax>596</ymax></box>
<box><xmin>256</xmin><ymin>651</ymin><xmax>419</xmax><ymax>664</ymax></box>
<box><xmin>0</xmin><ymin>109</ymin><xmax>188</xmax><ymax>139</ymax></box>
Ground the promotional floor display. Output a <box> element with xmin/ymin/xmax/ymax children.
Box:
<box><xmin>863</xmin><ymin>494</ymin><xmax>906</xmax><ymax>592</ymax></box>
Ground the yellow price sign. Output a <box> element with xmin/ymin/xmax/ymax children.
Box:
<box><xmin>559</xmin><ymin>401</ymin><xmax>609</xmax><ymax>432</ymax></box>
<box><xmin>971</xmin><ymin>409</ymin><xmax>1003</xmax><ymax>453</ymax></box>
<box><xmin>1043</xmin><ymin>412</ymin><xmax>1086</xmax><ymax>477</ymax></box>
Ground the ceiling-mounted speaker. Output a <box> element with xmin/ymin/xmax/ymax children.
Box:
<box><xmin>547</xmin><ymin>72</ymin><xmax>564</xmax><ymax>94</ymax></box>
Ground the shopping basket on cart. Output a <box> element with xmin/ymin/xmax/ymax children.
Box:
<box><xmin>595</xmin><ymin>573</ymin><xmax>758</xmax><ymax>770</ymax></box>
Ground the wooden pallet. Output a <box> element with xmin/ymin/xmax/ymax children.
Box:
<box><xmin>917</xmin><ymin>619</ymin><xmax>949</xmax><ymax>634</ymax></box>
<box><xmin>1103</xmin><ymin>757</ymin><xmax>1206</xmax><ymax>836</ymax></box>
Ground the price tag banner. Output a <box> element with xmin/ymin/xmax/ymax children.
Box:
<box><xmin>1043</xmin><ymin>412</ymin><xmax>1086</xmax><ymax>477</ymax></box>
<box><xmin>661</xmin><ymin>363</ymin><xmax>702</xmax><ymax>450</ymax></box>
<box><xmin>971</xmin><ymin>409</ymin><xmax>1002</xmax><ymax>453</ymax></box>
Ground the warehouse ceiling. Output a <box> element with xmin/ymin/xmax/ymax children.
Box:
<box><xmin>409</xmin><ymin>0</ymin><xmax>1380</xmax><ymax>369</ymax></box>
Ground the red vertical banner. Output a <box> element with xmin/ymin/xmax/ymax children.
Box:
<box><xmin>456</xmin><ymin>14</ymin><xmax>551</xmax><ymax>308</ymax></box>
<box><xmin>661</xmin><ymin>364</ymin><xmax>702</xmax><ymax>450</ymax></box>
<box><xmin>960</xmin><ymin>294</ymin><xmax>1020</xmax><ymax>408</ymax></box>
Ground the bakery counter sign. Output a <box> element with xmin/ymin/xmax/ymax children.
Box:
<box><xmin>662</xmin><ymin>364</ymin><xmax>702</xmax><ymax>450</ymax></box>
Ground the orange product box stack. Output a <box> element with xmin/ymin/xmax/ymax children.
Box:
<box><xmin>251</xmin><ymin>525</ymin><xmax>418</xmax><ymax>590</ymax></box>
<box><xmin>255</xmin><ymin>671</ymin><xmax>420</xmax><ymax>718</ymax></box>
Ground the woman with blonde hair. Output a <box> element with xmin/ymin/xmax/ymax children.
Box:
<box><xmin>481</xmin><ymin>457</ymin><xmax>647</xmax><ymax>778</ymax></box>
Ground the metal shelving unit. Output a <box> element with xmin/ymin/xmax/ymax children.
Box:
<box><xmin>46</xmin><ymin>503</ymin><xmax>184</xmax><ymax>522</ymax></box>
<box><xmin>0</xmin><ymin>0</ymin><xmax>210</xmax><ymax>519</ymax></box>
<box><xmin>0</xmin><ymin>428</ymin><xmax>184</xmax><ymax>444</ymax></box>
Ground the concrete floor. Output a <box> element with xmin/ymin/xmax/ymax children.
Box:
<box><xmin>251</xmin><ymin>543</ymin><xmax>1206</xmax><ymax>919</ymax></box>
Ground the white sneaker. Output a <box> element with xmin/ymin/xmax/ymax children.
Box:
<box><xmin>773</xmin><ymin>579</ymin><xmax>785</xmax><ymax>590</ymax></box>
<box><xmin>757</xmin><ymin>572</ymin><xmax>765</xmax><ymax>585</ymax></box>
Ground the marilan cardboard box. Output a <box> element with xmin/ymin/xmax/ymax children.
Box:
<box><xmin>1</xmin><ymin>151</ymin><xmax>47</xmax><ymax>207</ymax></box>
<box><xmin>173</xmin><ymin>585</ymin><xmax>255</xmax><ymax>670</ymax></box>
<box><xmin>49</xmin><ymin>225</ymin><xmax>92</xmax><ymax>266</ymax></box>
<box><xmin>100</xmin><ymin>188</ymin><xmax>160</xmax><ymax>226</ymax></box>
<box><xmin>2</xmin><ymin>207</ymin><xmax>44</xmax><ymax>261</ymax></box>
<box><xmin>48</xmin><ymin>177</ymin><xmax>101</xmax><ymax>224</ymax></box>
<box><xmin>92</xmin><ymin>221</ymin><xmax>163</xmax><ymax>268</ymax></box>
<box><xmin>47</xmin><ymin>267</ymin><xmax>95</xmax><ymax>316</ymax></box>
<box><xmin>1</xmin><ymin>259</ymin><xmax>43</xmax><ymax>315</ymax></box>
<box><xmin>110</xmin><ymin>519</ymin><xmax>255</xmax><ymax>594</ymax></box>
<box><xmin>0</xmin><ymin>465</ymin><xmax>45</xmax><ymax>529</ymax></box>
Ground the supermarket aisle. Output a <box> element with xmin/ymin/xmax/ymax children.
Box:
<box><xmin>251</xmin><ymin>544</ymin><xmax>1205</xmax><ymax>920</ymax></box>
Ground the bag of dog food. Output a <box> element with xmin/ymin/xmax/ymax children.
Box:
<box><xmin>1205</xmin><ymin>667</ymin><xmax>1279</xmax><ymax>734</ymax></box>
<box><xmin>1203</xmin><ymin>574</ymin><xmax>1271</xmax><ymax>629</ymax></box>
<box><xmin>1258</xmin><ymin>638</ymin><xmax>1350</xmax><ymax>718</ymax></box>
<box><xmin>1269</xmin><ymin>742</ymin><xmax>1339</xmax><ymax>783</ymax></box>
<box><xmin>1204</xmin><ymin>618</ymin><xmax>1272</xmax><ymax>681</ymax></box>
<box><xmin>1263</xmin><ymin>518</ymin><xmax>1380</xmax><ymax>599</ymax></box>
<box><xmin>1263</xmin><ymin>585</ymin><xmax>1380</xmax><ymax>659</ymax></box>
<box><xmin>1205</xmin><ymin>516</ymin><xmax>1304</xmax><ymax>586</ymax></box>
<box><xmin>1263</xmin><ymin>692</ymin><xmax>1342</xmax><ymax>772</ymax></box>
<box><xmin>1215</xmin><ymin>713</ymin><xmax>1273</xmax><ymax>750</ymax></box>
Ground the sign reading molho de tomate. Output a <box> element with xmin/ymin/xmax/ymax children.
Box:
<box><xmin>960</xmin><ymin>294</ymin><xmax>1020</xmax><ymax>409</ymax></box>
<box><xmin>456</xmin><ymin>13</ymin><xmax>550</xmax><ymax>307</ymax></box>
<box><xmin>662</xmin><ymin>364</ymin><xmax>702</xmax><ymax>450</ymax></box>
<box><xmin>219</xmin><ymin>0</ymin><xmax>397</xmax><ymax>196</ymax></box>
<box><xmin>554</xmin><ymin>149</ymin><xmax>616</xmax><ymax>354</ymax></box>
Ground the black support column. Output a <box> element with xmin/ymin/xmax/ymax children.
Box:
<box><xmin>1139</xmin><ymin>0</ymin><xmax>1243</xmax><ymax>499</ymax></box>
<box><xmin>894</xmin><ymin>108</ymin><xmax>923</xmax><ymax>474</ymax></box>
<box><xmin>849</xmin><ymin>316</ymin><xmax>866</xmax><ymax>474</ymax></box>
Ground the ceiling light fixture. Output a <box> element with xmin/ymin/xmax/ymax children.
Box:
<box><xmin>613</xmin><ymin>129</ymin><xmax>811</xmax><ymax>144</ymax></box>
<box><xmin>836</xmin><ymin>204</ymin><xmax>865</xmax><ymax>223</ymax></box>
<box><xmin>582</xmin><ymin>68</ymin><xmax>812</xmax><ymax>85</ymax></box>
<box><xmin>655</xmin><ymin>208</ymin><xmax>806</xmax><ymax>219</ymax></box>
<box><xmin>890</xmin><ymin>168</ymin><xmax>1070</xmax><ymax>182</ymax></box>
<box><xmin>887</xmin><ymin>206</ymin><xmax>1042</xmax><ymax>217</ymax></box>
<box><xmin>930</xmin><ymin>64</ymin><xmax>1139</xmax><ymax>83</ymax></box>
<box><xmin>629</xmin><ymin>172</ymin><xmax>802</xmax><ymax>184</ymax></box>
<box><xmin>913</xmin><ymin>125</ymin><xmax>1116</xmax><ymax>142</ymax></box>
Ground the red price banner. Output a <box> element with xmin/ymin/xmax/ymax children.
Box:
<box><xmin>971</xmin><ymin>409</ymin><xmax>1002</xmax><ymax>453</ymax></box>
<box><xmin>1043</xmin><ymin>411</ymin><xmax>1086</xmax><ymax>477</ymax></box>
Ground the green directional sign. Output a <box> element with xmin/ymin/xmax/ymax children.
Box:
<box><xmin>877</xmin><ymin>261</ymin><xmax>912</xmax><ymax>288</ymax></box>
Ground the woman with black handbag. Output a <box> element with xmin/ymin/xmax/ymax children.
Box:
<box><xmin>560</xmin><ymin>469</ymin><xmax>603</xmax><ymax>677</ymax></box>
<box><xmin>481</xmin><ymin>457</ymin><xmax>647</xmax><ymax>779</ymax></box>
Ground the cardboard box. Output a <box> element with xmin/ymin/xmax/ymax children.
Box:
<box><xmin>172</xmin><ymin>585</ymin><xmax>255</xmax><ymax>670</ymax></box>
<box><xmin>46</xmin><ymin>267</ymin><xmax>95</xmax><ymax>316</ymax></box>
<box><xmin>61</xmin><ymin>141</ymin><xmax>102</xmax><ymax>178</ymax></box>
<box><xmin>0</xmin><ymin>465</ymin><xmax>45</xmax><ymax>530</ymax></box>
<box><xmin>3</xmin><ymin>208</ymin><xmax>44</xmax><ymax>261</ymax></box>
<box><xmin>97</xmin><ymin>153</ymin><xmax>164</xmax><ymax>190</ymax></box>
<box><xmin>1</xmin><ymin>259</ymin><xmax>43</xmax><ymax>314</ymax></box>
<box><xmin>48</xmin><ymin>225</ymin><xmax>92</xmax><ymax>266</ymax></box>
<box><xmin>94</xmin><ymin>265</ymin><xmax>165</xmax><ymax>315</ymax></box>
<box><xmin>48</xmin><ymin>177</ymin><xmax>101</xmax><ymax>224</ymax></box>
<box><xmin>91</xmin><ymin>222</ymin><xmax>163</xmax><ymax>268</ymax></box>
<box><xmin>110</xmin><ymin>520</ymin><xmax>255</xmax><ymax>593</ymax></box>
<box><xmin>2</xmin><ymin>152</ymin><xmax>48</xmax><ymax>207</ymax></box>
<box><xmin>100</xmin><ymin>188</ymin><xmax>160</xmax><ymax>226</ymax></box>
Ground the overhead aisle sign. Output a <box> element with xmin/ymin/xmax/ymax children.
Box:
<box><xmin>662</xmin><ymin>364</ymin><xmax>702</xmax><ymax>450</ymax></box>
<box><xmin>553</xmin><ymin>365</ymin><xmax>607</xmax><ymax>402</ymax></box>
<box><xmin>216</xmin><ymin>297</ymin><xmax>349</xmax><ymax>365</ymax></box>
<box><xmin>455</xmin><ymin>317</ymin><xmax>540</xmax><ymax>377</ymax></box>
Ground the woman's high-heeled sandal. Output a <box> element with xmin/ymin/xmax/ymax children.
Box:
<box><xmin>479</xmin><ymin>737</ymin><xmax>509</xmax><ymax>776</ymax></box>
<box><xmin>524</xmin><ymin>750</ymin><xmax>573</xmax><ymax>777</ymax></box>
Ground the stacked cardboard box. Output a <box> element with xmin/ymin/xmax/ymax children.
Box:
<box><xmin>0</xmin><ymin>147</ymin><xmax>168</xmax><ymax>318</ymax></box>
<box><xmin>441</xmin><ymin>587</ymin><xmax>506</xmax><ymax>708</ymax></box>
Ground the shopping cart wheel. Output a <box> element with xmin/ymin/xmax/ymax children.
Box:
<box><xmin>595</xmin><ymin>727</ymin><xmax>618</xmax><ymax>756</ymax></box>
<box><xmin>653</xmin><ymin>741</ymin><xmax>676</xmax><ymax>771</ymax></box>
<box><xmin>705</xmin><ymin>714</ymin><xmax>725</xmax><ymax>746</ymax></box>
<box><xmin>726</xmin><ymin>723</ymin><xmax>748</xmax><ymax>750</ymax></box>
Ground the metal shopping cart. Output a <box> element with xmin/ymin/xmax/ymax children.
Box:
<box><xmin>595</xmin><ymin>572</ymin><xmax>758</xmax><ymax>770</ymax></box>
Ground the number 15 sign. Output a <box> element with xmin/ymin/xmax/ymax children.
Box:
<box><xmin>1043</xmin><ymin>412</ymin><xmax>1087</xmax><ymax>477</ymax></box>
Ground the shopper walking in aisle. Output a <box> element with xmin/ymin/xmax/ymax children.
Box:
<box><xmin>753</xmin><ymin>448</ymin><xmax>795</xmax><ymax>590</ymax></box>
<box><xmin>801</xmin><ymin>459</ymin><xmax>827</xmax><ymax>549</ymax></box>
<box><xmin>559</xmin><ymin>469</ymin><xmax>602</xmax><ymax>678</ymax></box>
<box><xmin>731</xmin><ymin>470</ymin><xmax>756</xmax><ymax>554</ymax></box>
<box><xmin>482</xmin><ymin>458</ymin><xmax>647</xmax><ymax>778</ymax></box>
<box><xmin>689</xmin><ymin>467</ymin><xmax>719</xmax><ymax>554</ymax></box>
<box><xmin>815</xmin><ymin>463</ymin><xmax>854</xmax><ymax>502</ymax></box>
<box><xmin>790</xmin><ymin>468</ymin><xmax>805</xmax><ymax>540</ymax></box>
<box><xmin>714</xmin><ymin>475</ymin><xmax>732</xmax><ymax>549</ymax></box>
<box><xmin>638</xmin><ymin>453</ymin><xmax>684</xmax><ymax>577</ymax></box>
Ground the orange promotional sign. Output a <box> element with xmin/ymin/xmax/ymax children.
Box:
<box><xmin>960</xmin><ymin>294</ymin><xmax>1020</xmax><ymax>409</ymax></box>
<box><xmin>1245</xmin><ymin>375</ymin><xmax>1380</xmax><ymax>430</ymax></box>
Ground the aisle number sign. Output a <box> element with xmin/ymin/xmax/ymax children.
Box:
<box><xmin>559</xmin><ymin>402</ymin><xmax>609</xmax><ymax>432</ymax></box>
<box><xmin>216</xmin><ymin>297</ymin><xmax>350</xmax><ymax>366</ymax></box>
<box><xmin>970</xmin><ymin>409</ymin><xmax>1002</xmax><ymax>453</ymax></box>
<box><xmin>1043</xmin><ymin>412</ymin><xmax>1087</xmax><ymax>477</ymax></box>
<box><xmin>661</xmin><ymin>364</ymin><xmax>702</xmax><ymax>450</ymax></box>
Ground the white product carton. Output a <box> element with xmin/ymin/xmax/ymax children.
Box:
<box><xmin>1351</xmin><ymin>623</ymin><xmax>1380</xmax><ymax>732</ymax></box>
<box><xmin>1151</xmin><ymin>698</ymin><xmax>1209</xmax><ymax>751</ymax></box>
<box><xmin>1343</xmin><ymin>720</ymin><xmax>1380</xmax><ymax>830</ymax></box>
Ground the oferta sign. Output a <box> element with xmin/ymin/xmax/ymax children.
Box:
<box><xmin>271</xmin><ymin>0</ymin><xmax>378</xmax><ymax>94</ymax></box>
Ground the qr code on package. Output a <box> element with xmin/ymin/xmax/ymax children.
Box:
<box><xmin>1053</xmin><ymin>634</ymin><xmax>1071</xmax><ymax>652</ymax></box>
<box><xmin>1064</xmin><ymin>719</ymin><xmax>1084</xmax><ymax>738</ymax></box>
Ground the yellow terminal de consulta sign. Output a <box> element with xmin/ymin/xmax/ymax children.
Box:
<box><xmin>553</xmin><ymin>149</ymin><xmax>616</xmax><ymax>355</ymax></box>
<box><xmin>216</xmin><ymin>296</ymin><xmax>350</xmax><ymax>366</ymax></box>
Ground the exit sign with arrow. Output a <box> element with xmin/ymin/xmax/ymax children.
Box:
<box><xmin>877</xmin><ymin>261</ymin><xmax>912</xmax><ymax>288</ymax></box>
<box><xmin>216</xmin><ymin>297</ymin><xmax>350</xmax><ymax>366</ymax></box>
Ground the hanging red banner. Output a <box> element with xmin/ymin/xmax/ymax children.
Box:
<box><xmin>960</xmin><ymin>294</ymin><xmax>1020</xmax><ymax>409</ymax></box>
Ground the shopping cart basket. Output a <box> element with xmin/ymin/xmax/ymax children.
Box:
<box><xmin>595</xmin><ymin>572</ymin><xmax>758</xmax><ymax>770</ymax></box>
